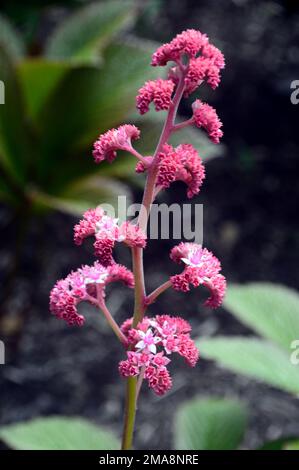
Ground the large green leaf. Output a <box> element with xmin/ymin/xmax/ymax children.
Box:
<box><xmin>17</xmin><ymin>59</ymin><xmax>70</xmax><ymax>120</ymax></box>
<box><xmin>199</xmin><ymin>337</ymin><xmax>299</xmax><ymax>395</ymax></box>
<box><xmin>0</xmin><ymin>417</ymin><xmax>119</xmax><ymax>450</ymax></box>
<box><xmin>30</xmin><ymin>174</ymin><xmax>131</xmax><ymax>216</ymax></box>
<box><xmin>174</xmin><ymin>398</ymin><xmax>247</xmax><ymax>450</ymax></box>
<box><xmin>37</xmin><ymin>40</ymin><xmax>159</xmax><ymax>186</ymax></box>
<box><xmin>74</xmin><ymin>39</ymin><xmax>160</xmax><ymax>150</ymax></box>
<box><xmin>45</xmin><ymin>0</ymin><xmax>136</xmax><ymax>64</ymax></box>
<box><xmin>0</xmin><ymin>45</ymin><xmax>32</xmax><ymax>186</ymax></box>
<box><xmin>224</xmin><ymin>284</ymin><xmax>299</xmax><ymax>351</ymax></box>
<box><xmin>0</xmin><ymin>14</ymin><xmax>25</xmax><ymax>59</ymax></box>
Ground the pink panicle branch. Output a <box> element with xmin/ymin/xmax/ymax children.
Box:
<box><xmin>49</xmin><ymin>28</ymin><xmax>226</xmax><ymax>450</ymax></box>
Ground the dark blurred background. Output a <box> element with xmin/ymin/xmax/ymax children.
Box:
<box><xmin>0</xmin><ymin>0</ymin><xmax>298</xmax><ymax>449</ymax></box>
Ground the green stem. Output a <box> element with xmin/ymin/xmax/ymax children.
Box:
<box><xmin>121</xmin><ymin>377</ymin><xmax>137</xmax><ymax>450</ymax></box>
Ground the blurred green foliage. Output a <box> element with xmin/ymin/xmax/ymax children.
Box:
<box><xmin>1</xmin><ymin>396</ymin><xmax>298</xmax><ymax>450</ymax></box>
<box><xmin>174</xmin><ymin>397</ymin><xmax>248</xmax><ymax>450</ymax></box>
<box><xmin>0</xmin><ymin>1</ymin><xmax>220</xmax><ymax>217</ymax></box>
<box><xmin>174</xmin><ymin>396</ymin><xmax>299</xmax><ymax>450</ymax></box>
<box><xmin>0</xmin><ymin>416</ymin><xmax>119</xmax><ymax>450</ymax></box>
<box><xmin>197</xmin><ymin>283</ymin><xmax>299</xmax><ymax>395</ymax></box>
<box><xmin>0</xmin><ymin>1</ymin><xmax>152</xmax><ymax>216</ymax></box>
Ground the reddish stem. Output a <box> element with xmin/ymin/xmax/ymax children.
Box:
<box><xmin>145</xmin><ymin>280</ymin><xmax>172</xmax><ymax>306</ymax></box>
<box><xmin>128</xmin><ymin>147</ymin><xmax>149</xmax><ymax>165</ymax></box>
<box><xmin>99</xmin><ymin>300</ymin><xmax>127</xmax><ymax>345</ymax></box>
<box><xmin>172</xmin><ymin>117</ymin><xmax>195</xmax><ymax>132</ymax></box>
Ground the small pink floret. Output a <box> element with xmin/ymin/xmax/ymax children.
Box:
<box><xmin>170</xmin><ymin>243</ymin><xmax>226</xmax><ymax>308</ymax></box>
<box><xmin>136</xmin><ymin>79</ymin><xmax>175</xmax><ymax>115</ymax></box>
<box><xmin>157</xmin><ymin>143</ymin><xmax>205</xmax><ymax>198</ymax></box>
<box><xmin>74</xmin><ymin>208</ymin><xmax>146</xmax><ymax>266</ymax></box>
<box><xmin>192</xmin><ymin>100</ymin><xmax>223</xmax><ymax>144</ymax></box>
<box><xmin>93</xmin><ymin>125</ymin><xmax>140</xmax><ymax>163</ymax></box>
<box><xmin>50</xmin><ymin>262</ymin><xmax>134</xmax><ymax>326</ymax></box>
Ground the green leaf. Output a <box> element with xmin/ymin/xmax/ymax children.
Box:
<box><xmin>31</xmin><ymin>175</ymin><xmax>131</xmax><ymax>216</ymax></box>
<box><xmin>17</xmin><ymin>59</ymin><xmax>70</xmax><ymax>120</ymax></box>
<box><xmin>174</xmin><ymin>398</ymin><xmax>247</xmax><ymax>450</ymax></box>
<box><xmin>224</xmin><ymin>283</ymin><xmax>299</xmax><ymax>351</ymax></box>
<box><xmin>45</xmin><ymin>1</ymin><xmax>137</xmax><ymax>64</ymax></box>
<box><xmin>285</xmin><ymin>441</ymin><xmax>299</xmax><ymax>450</ymax></box>
<box><xmin>0</xmin><ymin>45</ymin><xmax>32</xmax><ymax>186</ymax></box>
<box><xmin>199</xmin><ymin>337</ymin><xmax>299</xmax><ymax>395</ymax></box>
<box><xmin>37</xmin><ymin>40</ymin><xmax>159</xmax><ymax>184</ymax></box>
<box><xmin>0</xmin><ymin>14</ymin><xmax>25</xmax><ymax>59</ymax></box>
<box><xmin>259</xmin><ymin>437</ymin><xmax>299</xmax><ymax>450</ymax></box>
<box><xmin>0</xmin><ymin>417</ymin><xmax>119</xmax><ymax>450</ymax></box>
<box><xmin>74</xmin><ymin>39</ymin><xmax>160</xmax><ymax>150</ymax></box>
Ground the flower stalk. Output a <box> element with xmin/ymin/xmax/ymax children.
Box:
<box><xmin>121</xmin><ymin>70</ymin><xmax>188</xmax><ymax>449</ymax></box>
<box><xmin>49</xmin><ymin>29</ymin><xmax>226</xmax><ymax>452</ymax></box>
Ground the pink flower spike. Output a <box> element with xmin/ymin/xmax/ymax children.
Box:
<box><xmin>136</xmin><ymin>79</ymin><xmax>175</xmax><ymax>115</ymax></box>
<box><xmin>170</xmin><ymin>243</ymin><xmax>226</xmax><ymax>308</ymax></box>
<box><xmin>192</xmin><ymin>100</ymin><xmax>223</xmax><ymax>144</ymax></box>
<box><xmin>92</xmin><ymin>124</ymin><xmax>140</xmax><ymax>163</ymax></box>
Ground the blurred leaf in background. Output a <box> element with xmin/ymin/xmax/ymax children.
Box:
<box><xmin>0</xmin><ymin>0</ymin><xmax>223</xmax><ymax>218</ymax></box>
<box><xmin>0</xmin><ymin>417</ymin><xmax>119</xmax><ymax>450</ymax></box>
<box><xmin>197</xmin><ymin>283</ymin><xmax>299</xmax><ymax>395</ymax></box>
<box><xmin>0</xmin><ymin>1</ymin><xmax>142</xmax><ymax>215</ymax></box>
<box><xmin>174</xmin><ymin>397</ymin><xmax>248</xmax><ymax>450</ymax></box>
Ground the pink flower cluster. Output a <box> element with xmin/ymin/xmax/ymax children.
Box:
<box><xmin>135</xmin><ymin>28</ymin><xmax>224</xmax><ymax>143</ymax></box>
<box><xmin>157</xmin><ymin>143</ymin><xmax>205</xmax><ymax>198</ymax></box>
<box><xmin>136</xmin><ymin>79</ymin><xmax>175</xmax><ymax>115</ymax></box>
<box><xmin>192</xmin><ymin>100</ymin><xmax>223</xmax><ymax>144</ymax></box>
<box><xmin>93</xmin><ymin>125</ymin><xmax>140</xmax><ymax>163</ymax></box>
<box><xmin>74</xmin><ymin>207</ymin><xmax>146</xmax><ymax>266</ymax></box>
<box><xmin>170</xmin><ymin>242</ymin><xmax>226</xmax><ymax>308</ymax></box>
<box><xmin>119</xmin><ymin>315</ymin><xmax>199</xmax><ymax>395</ymax></box>
<box><xmin>92</xmin><ymin>29</ymin><xmax>224</xmax><ymax>200</ymax></box>
<box><xmin>50</xmin><ymin>262</ymin><xmax>134</xmax><ymax>326</ymax></box>
<box><xmin>136</xmin><ymin>143</ymin><xmax>205</xmax><ymax>199</ymax></box>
